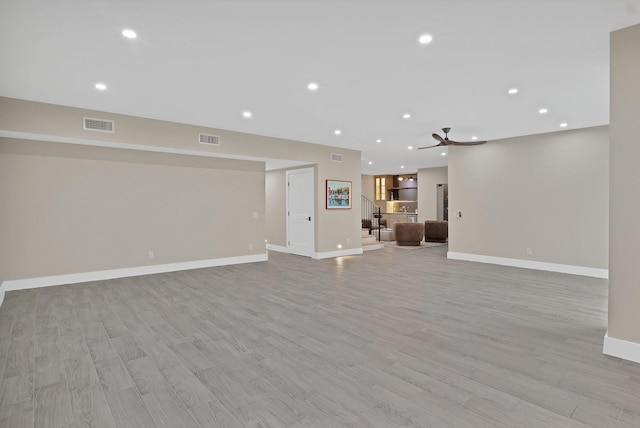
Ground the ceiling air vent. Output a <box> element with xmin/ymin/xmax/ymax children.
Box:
<box><xmin>83</xmin><ymin>117</ymin><xmax>114</xmax><ymax>133</ymax></box>
<box><xmin>331</xmin><ymin>153</ymin><xmax>343</xmax><ymax>162</ymax></box>
<box><xmin>199</xmin><ymin>133</ymin><xmax>220</xmax><ymax>146</ymax></box>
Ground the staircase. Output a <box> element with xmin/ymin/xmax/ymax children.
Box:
<box><xmin>361</xmin><ymin>195</ymin><xmax>384</xmax><ymax>251</ymax></box>
<box><xmin>362</xmin><ymin>228</ymin><xmax>384</xmax><ymax>251</ymax></box>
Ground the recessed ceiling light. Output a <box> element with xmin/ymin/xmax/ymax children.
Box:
<box><xmin>418</xmin><ymin>34</ymin><xmax>433</xmax><ymax>44</ymax></box>
<box><xmin>122</xmin><ymin>29</ymin><xmax>137</xmax><ymax>39</ymax></box>
<box><xmin>95</xmin><ymin>83</ymin><xmax>107</xmax><ymax>91</ymax></box>
<box><xmin>560</xmin><ymin>122</ymin><xmax>568</xmax><ymax>128</ymax></box>
<box><xmin>307</xmin><ymin>82</ymin><xmax>319</xmax><ymax>91</ymax></box>
<box><xmin>376</xmin><ymin>139</ymin><xmax>382</xmax><ymax>143</ymax></box>
<box><xmin>242</xmin><ymin>111</ymin><xmax>252</xmax><ymax>118</ymax></box>
<box><xmin>441</xmin><ymin>152</ymin><xmax>447</xmax><ymax>156</ymax></box>
<box><xmin>408</xmin><ymin>146</ymin><xmax>413</xmax><ymax>150</ymax></box>
<box><xmin>368</xmin><ymin>161</ymin><xmax>373</xmax><ymax>165</ymax></box>
<box><xmin>400</xmin><ymin>165</ymin><xmax>405</xmax><ymax>169</ymax></box>
<box><xmin>508</xmin><ymin>88</ymin><xmax>518</xmax><ymax>94</ymax></box>
<box><xmin>403</xmin><ymin>113</ymin><xmax>411</xmax><ymax>119</ymax></box>
<box><xmin>471</xmin><ymin>136</ymin><xmax>478</xmax><ymax>140</ymax></box>
<box><xmin>539</xmin><ymin>108</ymin><xmax>548</xmax><ymax>114</ymax></box>
<box><xmin>334</xmin><ymin>129</ymin><xmax>342</xmax><ymax>135</ymax></box>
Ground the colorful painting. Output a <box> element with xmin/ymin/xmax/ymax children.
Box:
<box><xmin>326</xmin><ymin>180</ymin><xmax>352</xmax><ymax>209</ymax></box>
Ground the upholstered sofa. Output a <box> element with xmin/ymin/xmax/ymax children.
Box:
<box><xmin>424</xmin><ymin>220</ymin><xmax>448</xmax><ymax>243</ymax></box>
<box><xmin>394</xmin><ymin>222</ymin><xmax>424</xmax><ymax>246</ymax></box>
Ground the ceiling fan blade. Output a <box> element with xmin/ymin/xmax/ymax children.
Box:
<box><xmin>417</xmin><ymin>142</ymin><xmax>446</xmax><ymax>149</ymax></box>
<box><xmin>448</xmin><ymin>140</ymin><xmax>487</xmax><ymax>146</ymax></box>
<box><xmin>432</xmin><ymin>133</ymin><xmax>445</xmax><ymax>143</ymax></box>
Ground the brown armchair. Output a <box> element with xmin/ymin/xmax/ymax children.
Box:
<box><xmin>424</xmin><ymin>220</ymin><xmax>448</xmax><ymax>243</ymax></box>
<box><xmin>394</xmin><ymin>223</ymin><xmax>424</xmax><ymax>246</ymax></box>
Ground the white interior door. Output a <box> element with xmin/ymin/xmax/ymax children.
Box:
<box><xmin>287</xmin><ymin>168</ymin><xmax>314</xmax><ymax>257</ymax></box>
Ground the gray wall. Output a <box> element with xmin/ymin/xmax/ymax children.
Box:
<box><xmin>448</xmin><ymin>126</ymin><xmax>609</xmax><ymax>270</ymax></box>
<box><xmin>361</xmin><ymin>174</ymin><xmax>375</xmax><ymax>203</ymax></box>
<box><xmin>0</xmin><ymin>138</ymin><xmax>265</xmax><ymax>281</ymax></box>
<box><xmin>609</xmin><ymin>23</ymin><xmax>640</xmax><ymax>344</ymax></box>
<box><xmin>266</xmin><ymin>169</ymin><xmax>287</xmax><ymax>247</ymax></box>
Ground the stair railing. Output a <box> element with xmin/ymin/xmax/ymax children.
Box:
<box><xmin>361</xmin><ymin>195</ymin><xmax>383</xmax><ymax>242</ymax></box>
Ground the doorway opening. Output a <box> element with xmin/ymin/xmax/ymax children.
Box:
<box><xmin>437</xmin><ymin>183</ymin><xmax>448</xmax><ymax>221</ymax></box>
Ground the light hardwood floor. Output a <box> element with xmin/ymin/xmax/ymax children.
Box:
<box><xmin>1</xmin><ymin>245</ymin><xmax>639</xmax><ymax>427</ymax></box>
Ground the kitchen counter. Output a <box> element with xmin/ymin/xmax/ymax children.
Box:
<box><xmin>381</xmin><ymin>212</ymin><xmax>418</xmax><ymax>229</ymax></box>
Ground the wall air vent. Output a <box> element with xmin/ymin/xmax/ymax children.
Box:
<box><xmin>331</xmin><ymin>153</ymin><xmax>343</xmax><ymax>162</ymax></box>
<box><xmin>83</xmin><ymin>117</ymin><xmax>114</xmax><ymax>133</ymax></box>
<box><xmin>199</xmin><ymin>133</ymin><xmax>220</xmax><ymax>146</ymax></box>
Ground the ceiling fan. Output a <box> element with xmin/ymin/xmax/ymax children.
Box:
<box><xmin>418</xmin><ymin>127</ymin><xmax>487</xmax><ymax>149</ymax></box>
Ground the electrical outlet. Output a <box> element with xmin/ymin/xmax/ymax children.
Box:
<box><xmin>148</xmin><ymin>251</ymin><xmax>154</xmax><ymax>259</ymax></box>
<box><xmin>248</xmin><ymin>243</ymin><xmax>253</xmax><ymax>250</ymax></box>
<box><xmin>346</xmin><ymin>238</ymin><xmax>350</xmax><ymax>244</ymax></box>
<box><xmin>526</xmin><ymin>247</ymin><xmax>532</xmax><ymax>256</ymax></box>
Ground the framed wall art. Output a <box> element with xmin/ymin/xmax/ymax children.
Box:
<box><xmin>326</xmin><ymin>180</ymin><xmax>352</xmax><ymax>209</ymax></box>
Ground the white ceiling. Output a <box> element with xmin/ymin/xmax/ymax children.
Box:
<box><xmin>1</xmin><ymin>0</ymin><xmax>639</xmax><ymax>174</ymax></box>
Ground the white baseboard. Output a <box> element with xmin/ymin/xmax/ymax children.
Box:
<box><xmin>0</xmin><ymin>254</ymin><xmax>268</xmax><ymax>294</ymax></box>
<box><xmin>603</xmin><ymin>331</ymin><xmax>640</xmax><ymax>364</ymax></box>
<box><xmin>447</xmin><ymin>251</ymin><xmax>608</xmax><ymax>279</ymax></box>
<box><xmin>0</xmin><ymin>284</ymin><xmax>4</xmax><ymax>308</ymax></box>
<box><xmin>314</xmin><ymin>248</ymin><xmax>363</xmax><ymax>259</ymax></box>
<box><xmin>266</xmin><ymin>244</ymin><xmax>288</xmax><ymax>253</ymax></box>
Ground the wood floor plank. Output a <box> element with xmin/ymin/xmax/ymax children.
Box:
<box><xmin>0</xmin><ymin>374</ymin><xmax>33</xmax><ymax>416</ymax></box>
<box><xmin>195</xmin><ymin>367</ymin><xmax>253</xmax><ymax>412</ymax></box>
<box><xmin>230</xmin><ymin>398</ymin><xmax>297</xmax><ymax>427</ymax></box>
<box><xmin>0</xmin><ymin>406</ymin><xmax>33</xmax><ymax>428</ymax></box>
<box><xmin>189</xmin><ymin>399</ymin><xmax>243</xmax><ymax>428</ymax></box>
<box><xmin>86</xmin><ymin>337</ymin><xmax>117</xmax><ymax>363</ymax></box>
<box><xmin>69</xmin><ymin>384</ymin><xmax>117</xmax><ymax>428</ymax></box>
<box><xmin>34</xmin><ymin>353</ymin><xmax>65</xmax><ymax>388</ymax></box>
<box><xmin>141</xmin><ymin>388</ymin><xmax>199</xmax><ymax>428</ymax></box>
<box><xmin>168</xmin><ymin>341</ymin><xmax>214</xmax><ymax>372</ymax></box>
<box><xmin>64</xmin><ymin>354</ymin><xmax>100</xmax><ymax>391</ymax></box>
<box><xmin>3</xmin><ymin>309</ymin><xmax>35</xmax><ymax>379</ymax></box>
<box><xmin>104</xmin><ymin>387</ymin><xmax>156</xmax><ymax>428</ymax></box>
<box><xmin>156</xmin><ymin>362</ymin><xmax>215</xmax><ymax>410</ymax></box>
<box><xmin>34</xmin><ymin>381</ymin><xmax>73</xmax><ymax>428</ymax></box>
<box><xmin>94</xmin><ymin>357</ymin><xmax>135</xmax><ymax>394</ymax></box>
<box><xmin>110</xmin><ymin>334</ymin><xmax>146</xmax><ymax>362</ymax></box>
<box><xmin>124</xmin><ymin>356</ymin><xmax>168</xmax><ymax>395</ymax></box>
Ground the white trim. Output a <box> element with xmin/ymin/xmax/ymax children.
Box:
<box><xmin>314</xmin><ymin>248</ymin><xmax>363</xmax><ymax>259</ymax></box>
<box><xmin>1</xmin><ymin>254</ymin><xmax>267</xmax><ymax>293</ymax></box>
<box><xmin>447</xmin><ymin>252</ymin><xmax>608</xmax><ymax>279</ymax></box>
<box><xmin>362</xmin><ymin>243</ymin><xmax>384</xmax><ymax>251</ymax></box>
<box><xmin>603</xmin><ymin>331</ymin><xmax>640</xmax><ymax>364</ymax></box>
<box><xmin>0</xmin><ymin>283</ymin><xmax>5</xmax><ymax>307</ymax></box>
<box><xmin>266</xmin><ymin>244</ymin><xmax>288</xmax><ymax>253</ymax></box>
